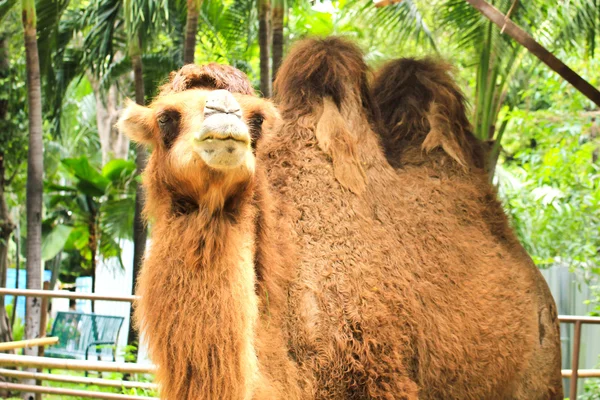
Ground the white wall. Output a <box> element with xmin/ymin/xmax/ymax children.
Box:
<box><xmin>70</xmin><ymin>240</ymin><xmax>150</xmax><ymax>363</ymax></box>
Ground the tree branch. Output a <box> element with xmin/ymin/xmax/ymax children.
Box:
<box><xmin>464</xmin><ymin>0</ymin><xmax>600</xmax><ymax>108</ymax></box>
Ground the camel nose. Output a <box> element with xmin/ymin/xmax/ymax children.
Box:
<box><xmin>204</xmin><ymin>90</ymin><xmax>242</xmax><ymax>118</ymax></box>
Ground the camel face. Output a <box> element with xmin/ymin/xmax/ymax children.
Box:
<box><xmin>119</xmin><ymin>87</ymin><xmax>276</xmax><ymax>210</ymax></box>
<box><xmin>193</xmin><ymin>89</ymin><xmax>252</xmax><ymax>170</ymax></box>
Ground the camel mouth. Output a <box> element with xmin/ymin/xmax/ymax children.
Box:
<box><xmin>196</xmin><ymin>114</ymin><xmax>251</xmax><ymax>146</ymax></box>
<box><xmin>196</xmin><ymin>132</ymin><xmax>250</xmax><ymax>146</ymax></box>
<box><xmin>194</xmin><ymin>119</ymin><xmax>252</xmax><ymax>170</ymax></box>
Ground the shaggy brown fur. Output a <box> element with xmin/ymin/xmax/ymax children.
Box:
<box><xmin>119</xmin><ymin>68</ymin><xmax>302</xmax><ymax>399</ymax></box>
<box><xmin>371</xmin><ymin>57</ymin><xmax>563</xmax><ymax>399</ymax></box>
<box><xmin>121</xmin><ymin>41</ymin><xmax>562</xmax><ymax>400</ymax></box>
<box><xmin>265</xmin><ymin>37</ymin><xmax>562</xmax><ymax>399</ymax></box>
<box><xmin>159</xmin><ymin>63</ymin><xmax>256</xmax><ymax>96</ymax></box>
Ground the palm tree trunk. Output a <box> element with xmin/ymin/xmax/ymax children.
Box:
<box><xmin>184</xmin><ymin>0</ymin><xmax>201</xmax><ymax>64</ymax></box>
<box><xmin>271</xmin><ymin>0</ymin><xmax>284</xmax><ymax>81</ymax></box>
<box><xmin>128</xmin><ymin>37</ymin><xmax>147</xmax><ymax>362</ymax></box>
<box><xmin>0</xmin><ymin>38</ymin><xmax>15</xmax><ymax>347</ymax></box>
<box><xmin>22</xmin><ymin>0</ymin><xmax>44</xmax><ymax>398</ymax></box>
<box><xmin>258</xmin><ymin>0</ymin><xmax>272</xmax><ymax>97</ymax></box>
<box><xmin>0</xmin><ymin>152</ymin><xmax>15</xmax><ymax>346</ymax></box>
<box><xmin>465</xmin><ymin>0</ymin><xmax>600</xmax><ymax>107</ymax></box>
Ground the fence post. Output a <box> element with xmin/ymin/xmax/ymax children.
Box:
<box><xmin>34</xmin><ymin>281</ymin><xmax>49</xmax><ymax>400</ymax></box>
<box><xmin>570</xmin><ymin>320</ymin><xmax>582</xmax><ymax>400</ymax></box>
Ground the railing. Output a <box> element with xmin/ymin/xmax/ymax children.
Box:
<box><xmin>0</xmin><ymin>288</ymin><xmax>148</xmax><ymax>399</ymax></box>
<box><xmin>559</xmin><ymin>315</ymin><xmax>600</xmax><ymax>399</ymax></box>
<box><xmin>1</xmin><ymin>289</ymin><xmax>599</xmax><ymax>399</ymax></box>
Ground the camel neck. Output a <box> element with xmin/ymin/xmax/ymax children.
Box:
<box><xmin>138</xmin><ymin>201</ymin><xmax>261</xmax><ymax>400</ymax></box>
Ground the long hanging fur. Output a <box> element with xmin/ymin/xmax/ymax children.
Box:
<box><xmin>122</xmin><ymin>65</ymin><xmax>301</xmax><ymax>400</ymax></box>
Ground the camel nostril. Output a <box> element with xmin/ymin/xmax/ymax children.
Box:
<box><xmin>204</xmin><ymin>90</ymin><xmax>241</xmax><ymax>117</ymax></box>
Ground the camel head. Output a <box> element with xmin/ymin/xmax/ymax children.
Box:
<box><xmin>372</xmin><ymin>58</ymin><xmax>485</xmax><ymax>169</ymax></box>
<box><xmin>118</xmin><ymin>64</ymin><xmax>277</xmax><ymax>214</ymax></box>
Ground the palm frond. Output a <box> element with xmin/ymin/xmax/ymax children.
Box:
<box><xmin>83</xmin><ymin>0</ymin><xmax>123</xmax><ymax>75</ymax></box>
<box><xmin>0</xmin><ymin>0</ymin><xmax>17</xmax><ymax>23</ymax></box>
<box><xmin>346</xmin><ymin>0</ymin><xmax>437</xmax><ymax>51</ymax></box>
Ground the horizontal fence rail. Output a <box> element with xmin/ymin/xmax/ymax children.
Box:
<box><xmin>0</xmin><ymin>382</ymin><xmax>157</xmax><ymax>400</ymax></box>
<box><xmin>0</xmin><ymin>368</ymin><xmax>157</xmax><ymax>390</ymax></box>
<box><xmin>562</xmin><ymin>369</ymin><xmax>600</xmax><ymax>378</ymax></box>
<box><xmin>0</xmin><ymin>354</ymin><xmax>155</xmax><ymax>374</ymax></box>
<box><xmin>559</xmin><ymin>315</ymin><xmax>600</xmax><ymax>324</ymax></box>
<box><xmin>0</xmin><ymin>288</ymin><xmax>138</xmax><ymax>302</ymax></box>
<box><xmin>0</xmin><ymin>337</ymin><xmax>58</xmax><ymax>351</ymax></box>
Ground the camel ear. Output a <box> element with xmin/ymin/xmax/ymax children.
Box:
<box><xmin>422</xmin><ymin>102</ymin><xmax>468</xmax><ymax>167</ymax></box>
<box><xmin>315</xmin><ymin>98</ymin><xmax>367</xmax><ymax>195</ymax></box>
<box><xmin>117</xmin><ymin>100</ymin><xmax>155</xmax><ymax>145</ymax></box>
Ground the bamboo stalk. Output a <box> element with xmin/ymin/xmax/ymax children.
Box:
<box><xmin>562</xmin><ymin>369</ymin><xmax>600</xmax><ymax>378</ymax></box>
<box><xmin>0</xmin><ymin>368</ymin><xmax>157</xmax><ymax>390</ymax></box>
<box><xmin>559</xmin><ymin>315</ymin><xmax>600</xmax><ymax>324</ymax></box>
<box><xmin>0</xmin><ymin>288</ymin><xmax>137</xmax><ymax>303</ymax></box>
<box><xmin>0</xmin><ymin>382</ymin><xmax>157</xmax><ymax>399</ymax></box>
<box><xmin>0</xmin><ymin>337</ymin><xmax>58</xmax><ymax>351</ymax></box>
<box><xmin>0</xmin><ymin>354</ymin><xmax>155</xmax><ymax>374</ymax></box>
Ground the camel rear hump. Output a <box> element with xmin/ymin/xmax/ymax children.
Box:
<box><xmin>373</xmin><ymin>58</ymin><xmax>485</xmax><ymax>169</ymax></box>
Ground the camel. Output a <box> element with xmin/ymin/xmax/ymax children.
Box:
<box><xmin>371</xmin><ymin>57</ymin><xmax>563</xmax><ymax>399</ymax></box>
<box><xmin>118</xmin><ymin>40</ymin><xmax>562</xmax><ymax>400</ymax></box>
<box><xmin>266</xmin><ymin>37</ymin><xmax>563</xmax><ymax>399</ymax></box>
<box><xmin>118</xmin><ymin>63</ymin><xmax>301</xmax><ymax>399</ymax></box>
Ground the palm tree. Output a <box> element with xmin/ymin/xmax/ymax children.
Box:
<box><xmin>272</xmin><ymin>0</ymin><xmax>284</xmax><ymax>80</ymax></box>
<box><xmin>22</xmin><ymin>0</ymin><xmax>44</xmax><ymax>359</ymax></box>
<box><xmin>184</xmin><ymin>0</ymin><xmax>202</xmax><ymax>64</ymax></box>
<box><xmin>258</xmin><ymin>0</ymin><xmax>271</xmax><ymax>96</ymax></box>
<box><xmin>21</xmin><ymin>0</ymin><xmax>44</xmax><ymax>397</ymax></box>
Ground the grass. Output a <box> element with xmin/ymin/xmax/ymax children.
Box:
<box><xmin>5</xmin><ymin>369</ymin><xmax>157</xmax><ymax>399</ymax></box>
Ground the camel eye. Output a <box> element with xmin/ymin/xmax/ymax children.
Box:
<box><xmin>158</xmin><ymin>114</ymin><xmax>172</xmax><ymax>125</ymax></box>
<box><xmin>247</xmin><ymin>113</ymin><xmax>265</xmax><ymax>147</ymax></box>
<box><xmin>157</xmin><ymin>110</ymin><xmax>181</xmax><ymax>149</ymax></box>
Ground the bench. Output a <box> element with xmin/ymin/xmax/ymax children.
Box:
<box><xmin>45</xmin><ymin>311</ymin><xmax>124</xmax><ymax>363</ymax></box>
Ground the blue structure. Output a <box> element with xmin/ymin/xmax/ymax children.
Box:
<box><xmin>4</xmin><ymin>270</ymin><xmax>91</xmax><ymax>318</ymax></box>
<box><xmin>5</xmin><ymin>269</ymin><xmax>52</xmax><ymax>320</ymax></box>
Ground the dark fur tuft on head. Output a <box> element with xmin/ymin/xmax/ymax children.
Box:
<box><xmin>273</xmin><ymin>37</ymin><xmax>378</xmax><ymax>123</ymax></box>
<box><xmin>160</xmin><ymin>63</ymin><xmax>255</xmax><ymax>96</ymax></box>
<box><xmin>373</xmin><ymin>58</ymin><xmax>485</xmax><ymax>169</ymax></box>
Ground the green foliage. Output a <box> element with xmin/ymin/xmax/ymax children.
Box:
<box><xmin>6</xmin><ymin>304</ymin><xmax>24</xmax><ymax>341</ymax></box>
<box><xmin>45</xmin><ymin>156</ymin><xmax>137</xmax><ymax>282</ymax></box>
<box><xmin>41</xmin><ymin>224</ymin><xmax>72</xmax><ymax>261</ymax></box>
<box><xmin>0</xmin><ymin>26</ymin><xmax>28</xmax><ymax>180</ymax></box>
<box><xmin>498</xmin><ymin>112</ymin><xmax>599</xmax><ymax>268</ymax></box>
